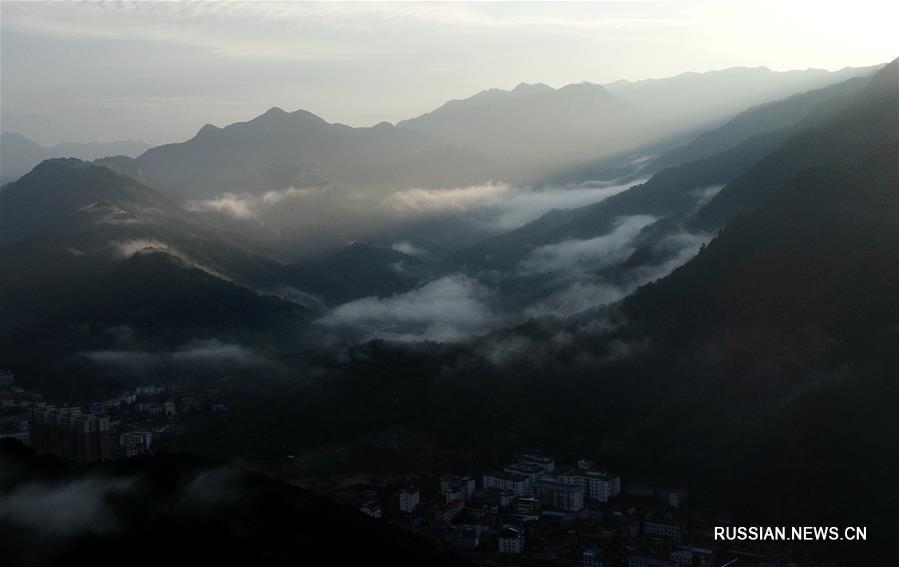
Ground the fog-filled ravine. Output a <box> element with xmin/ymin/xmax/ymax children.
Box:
<box><xmin>2</xmin><ymin>61</ymin><xmax>893</xmax><ymax>386</ymax></box>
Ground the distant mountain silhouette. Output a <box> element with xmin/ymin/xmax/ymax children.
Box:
<box><xmin>110</xmin><ymin>108</ymin><xmax>493</xmax><ymax>198</ymax></box>
<box><xmin>0</xmin><ymin>132</ymin><xmax>149</xmax><ymax>184</ymax></box>
<box><xmin>694</xmin><ymin>58</ymin><xmax>898</xmax><ymax>229</ymax></box>
<box><xmin>645</xmin><ymin>72</ymin><xmax>875</xmax><ymax>171</ymax></box>
<box><xmin>447</xmin><ymin>66</ymin><xmax>887</xmax><ymax>274</ymax></box>
<box><xmin>398</xmin><ymin>82</ymin><xmax>656</xmax><ymax>181</ymax></box>
<box><xmin>87</xmin><ymin>66</ymin><xmax>876</xmax><ymax>204</ymax></box>
<box><xmin>603</xmin><ymin>64</ymin><xmax>878</xmax><ymax>135</ymax></box>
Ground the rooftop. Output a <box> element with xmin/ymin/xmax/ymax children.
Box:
<box><xmin>533</xmin><ymin>480</ymin><xmax>583</xmax><ymax>493</ymax></box>
<box><xmin>485</xmin><ymin>470</ymin><xmax>529</xmax><ymax>482</ymax></box>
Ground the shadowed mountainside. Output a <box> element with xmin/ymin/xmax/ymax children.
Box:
<box><xmin>0</xmin><ymin>439</ymin><xmax>463</xmax><ymax>567</ymax></box>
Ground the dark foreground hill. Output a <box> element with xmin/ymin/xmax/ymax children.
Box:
<box><xmin>0</xmin><ymin>440</ymin><xmax>462</xmax><ymax>567</ymax></box>
<box><xmin>0</xmin><ymin>159</ymin><xmax>314</xmax><ymax>399</ymax></box>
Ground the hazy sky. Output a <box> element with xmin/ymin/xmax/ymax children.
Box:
<box><xmin>2</xmin><ymin>1</ymin><xmax>896</xmax><ymax>146</ymax></box>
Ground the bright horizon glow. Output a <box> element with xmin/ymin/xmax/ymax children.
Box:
<box><xmin>2</xmin><ymin>1</ymin><xmax>897</xmax><ymax>145</ymax></box>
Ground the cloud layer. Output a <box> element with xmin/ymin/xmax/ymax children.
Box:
<box><xmin>0</xmin><ymin>478</ymin><xmax>132</xmax><ymax>536</ymax></box>
<box><xmin>319</xmin><ymin>275</ymin><xmax>498</xmax><ymax>342</ymax></box>
<box><xmin>82</xmin><ymin>339</ymin><xmax>276</xmax><ymax>380</ymax></box>
<box><xmin>185</xmin><ymin>186</ymin><xmax>317</xmax><ymax>221</ymax></box>
<box><xmin>382</xmin><ymin>177</ymin><xmax>643</xmax><ymax>232</ymax></box>
<box><xmin>520</xmin><ymin>214</ymin><xmax>657</xmax><ymax>274</ymax></box>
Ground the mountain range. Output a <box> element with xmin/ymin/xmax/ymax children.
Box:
<box><xmin>7</xmin><ymin>65</ymin><xmax>864</xmax><ymax>199</ymax></box>
<box><xmin>161</xmin><ymin>59</ymin><xmax>898</xmax><ymax>559</ymax></box>
<box><xmin>444</xmin><ymin>70</ymin><xmax>877</xmax><ymax>277</ymax></box>
<box><xmin>0</xmin><ymin>59</ymin><xmax>896</xmax><ymax>559</ymax></box>
<box><xmin>602</xmin><ymin>64</ymin><xmax>878</xmax><ymax>134</ymax></box>
<box><xmin>0</xmin><ymin>132</ymin><xmax>150</xmax><ymax>185</ymax></box>
<box><xmin>396</xmin><ymin>81</ymin><xmax>656</xmax><ymax>182</ymax></box>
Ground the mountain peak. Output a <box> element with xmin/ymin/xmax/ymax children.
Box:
<box><xmin>196</xmin><ymin>123</ymin><xmax>221</xmax><ymax>137</ymax></box>
<box><xmin>512</xmin><ymin>82</ymin><xmax>553</xmax><ymax>94</ymax></box>
<box><xmin>33</xmin><ymin>157</ymin><xmax>93</xmax><ymax>172</ymax></box>
<box><xmin>288</xmin><ymin>108</ymin><xmax>329</xmax><ymax>125</ymax></box>
<box><xmin>559</xmin><ymin>81</ymin><xmax>608</xmax><ymax>95</ymax></box>
<box><xmin>1</xmin><ymin>131</ymin><xmax>37</xmax><ymax>143</ymax></box>
<box><xmin>246</xmin><ymin>106</ymin><xmax>292</xmax><ymax>125</ymax></box>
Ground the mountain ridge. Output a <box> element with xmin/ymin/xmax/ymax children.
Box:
<box><xmin>0</xmin><ymin>133</ymin><xmax>150</xmax><ymax>184</ymax></box>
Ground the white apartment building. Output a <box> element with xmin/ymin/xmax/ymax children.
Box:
<box><xmin>483</xmin><ymin>471</ymin><xmax>530</xmax><ymax>497</ymax></box>
<box><xmin>643</xmin><ymin>519</ymin><xmax>683</xmax><ymax>543</ymax></box>
<box><xmin>518</xmin><ymin>453</ymin><xmax>555</xmax><ymax>472</ymax></box>
<box><xmin>440</xmin><ymin>474</ymin><xmax>476</xmax><ymax>502</ymax></box>
<box><xmin>119</xmin><ymin>431</ymin><xmax>152</xmax><ymax>458</ymax></box>
<box><xmin>560</xmin><ymin>468</ymin><xmax>621</xmax><ymax>503</ymax></box>
<box><xmin>497</xmin><ymin>527</ymin><xmax>524</xmax><ymax>554</ymax></box>
<box><xmin>532</xmin><ymin>480</ymin><xmax>585</xmax><ymax>512</ymax></box>
<box><xmin>504</xmin><ymin>461</ymin><xmax>550</xmax><ymax>484</ymax></box>
<box><xmin>398</xmin><ymin>486</ymin><xmax>420</xmax><ymax>513</ymax></box>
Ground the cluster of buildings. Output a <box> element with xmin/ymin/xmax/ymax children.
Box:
<box><xmin>0</xmin><ymin>372</ymin><xmax>34</xmax><ymax>445</ymax></box>
<box><xmin>328</xmin><ymin>451</ymin><xmax>714</xmax><ymax>566</ymax></box>
<box><xmin>0</xmin><ymin>371</ymin><xmax>43</xmax><ymax>441</ymax></box>
<box><xmin>27</xmin><ymin>405</ymin><xmax>112</xmax><ymax>463</ymax></box>
<box><xmin>23</xmin><ymin>388</ymin><xmax>180</xmax><ymax>462</ymax></box>
<box><xmin>0</xmin><ymin>374</ymin><xmax>227</xmax><ymax>464</ymax></box>
<box><xmin>119</xmin><ymin>430</ymin><xmax>153</xmax><ymax>458</ymax></box>
<box><xmin>483</xmin><ymin>455</ymin><xmax>622</xmax><ymax>513</ymax></box>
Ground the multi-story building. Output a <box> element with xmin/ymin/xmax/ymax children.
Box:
<box><xmin>625</xmin><ymin>484</ymin><xmax>688</xmax><ymax>509</ymax></box>
<box><xmin>135</xmin><ymin>385</ymin><xmax>164</xmax><ymax>396</ymax></box>
<box><xmin>504</xmin><ymin>461</ymin><xmax>550</xmax><ymax>484</ymax></box>
<box><xmin>497</xmin><ymin>527</ymin><xmax>524</xmax><ymax>554</ymax></box>
<box><xmin>28</xmin><ymin>405</ymin><xmax>111</xmax><ymax>463</ymax></box>
<box><xmin>0</xmin><ymin>430</ymin><xmax>29</xmax><ymax>444</ymax></box>
<box><xmin>607</xmin><ymin>507</ymin><xmax>641</xmax><ymax>538</ymax></box>
<box><xmin>398</xmin><ymin>486</ymin><xmax>420</xmax><ymax>513</ymax></box>
<box><xmin>515</xmin><ymin>496</ymin><xmax>540</xmax><ymax>514</ymax></box>
<box><xmin>440</xmin><ymin>474</ymin><xmax>476</xmax><ymax>502</ymax></box>
<box><xmin>119</xmin><ymin>431</ymin><xmax>152</xmax><ymax>458</ymax></box>
<box><xmin>643</xmin><ymin>511</ymin><xmax>685</xmax><ymax>543</ymax></box>
<box><xmin>446</xmin><ymin>526</ymin><xmax>479</xmax><ymax>550</ymax></box>
<box><xmin>483</xmin><ymin>471</ymin><xmax>530</xmax><ymax>497</ymax></box>
<box><xmin>138</xmin><ymin>402</ymin><xmax>166</xmax><ymax>416</ymax></box>
<box><xmin>463</xmin><ymin>496</ymin><xmax>498</xmax><ymax>520</ymax></box>
<box><xmin>532</xmin><ymin>480</ymin><xmax>584</xmax><ymax>512</ymax></box>
<box><xmin>560</xmin><ymin>466</ymin><xmax>621</xmax><ymax>503</ymax></box>
<box><xmin>432</xmin><ymin>499</ymin><xmax>464</xmax><ymax>523</ymax></box>
<box><xmin>518</xmin><ymin>453</ymin><xmax>555</xmax><ymax>472</ymax></box>
<box><xmin>482</xmin><ymin>487</ymin><xmax>515</xmax><ymax>508</ymax></box>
